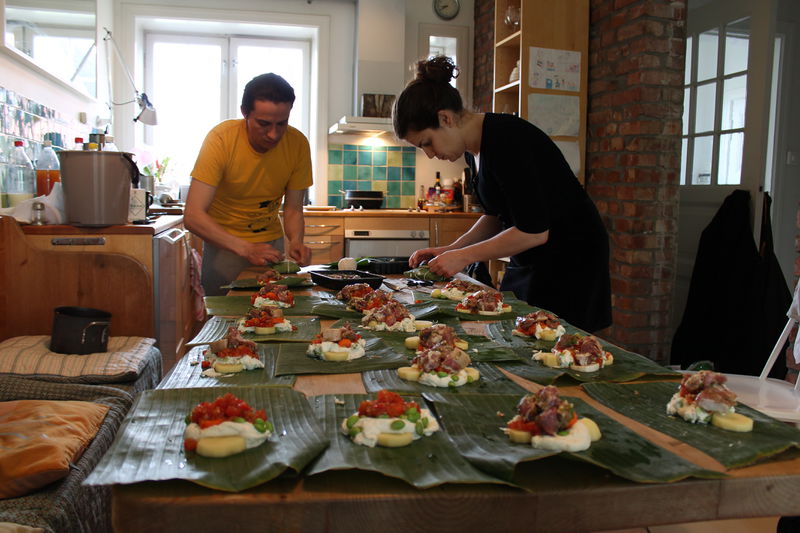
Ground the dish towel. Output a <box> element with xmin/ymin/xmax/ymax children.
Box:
<box><xmin>0</xmin><ymin>183</ymin><xmax>65</xmax><ymax>224</ymax></box>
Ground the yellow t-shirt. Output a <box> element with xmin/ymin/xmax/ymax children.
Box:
<box><xmin>191</xmin><ymin>119</ymin><xmax>313</xmax><ymax>242</ymax></box>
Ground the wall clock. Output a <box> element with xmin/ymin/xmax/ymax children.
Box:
<box><xmin>433</xmin><ymin>0</ymin><xmax>460</xmax><ymax>20</ymax></box>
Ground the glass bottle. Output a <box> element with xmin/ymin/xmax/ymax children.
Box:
<box><xmin>417</xmin><ymin>184</ymin><xmax>425</xmax><ymax>210</ymax></box>
<box><xmin>6</xmin><ymin>140</ymin><xmax>36</xmax><ymax>207</ymax></box>
<box><xmin>36</xmin><ymin>140</ymin><xmax>61</xmax><ymax>196</ymax></box>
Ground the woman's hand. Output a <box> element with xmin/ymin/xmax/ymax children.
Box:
<box><xmin>409</xmin><ymin>246</ymin><xmax>449</xmax><ymax>267</ymax></box>
<box><xmin>428</xmin><ymin>249</ymin><xmax>472</xmax><ymax>278</ymax></box>
<box><xmin>243</xmin><ymin>242</ymin><xmax>284</xmax><ymax>266</ymax></box>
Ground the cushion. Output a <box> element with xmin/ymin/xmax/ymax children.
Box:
<box><xmin>0</xmin><ymin>336</ymin><xmax>156</xmax><ymax>383</ymax></box>
<box><xmin>0</xmin><ymin>400</ymin><xmax>109</xmax><ymax>499</ymax></box>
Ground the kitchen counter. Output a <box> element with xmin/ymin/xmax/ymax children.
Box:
<box><xmin>21</xmin><ymin>215</ymin><xmax>184</xmax><ymax>236</ymax></box>
<box><xmin>304</xmin><ymin>208</ymin><xmax>482</xmax><ymax>218</ymax></box>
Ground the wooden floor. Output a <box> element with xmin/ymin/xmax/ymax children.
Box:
<box><xmin>604</xmin><ymin>516</ymin><xmax>779</xmax><ymax>533</ymax></box>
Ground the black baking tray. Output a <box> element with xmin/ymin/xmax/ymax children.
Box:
<box><xmin>309</xmin><ymin>270</ymin><xmax>384</xmax><ymax>290</ymax></box>
<box><xmin>362</xmin><ymin>257</ymin><xmax>410</xmax><ymax>275</ymax></box>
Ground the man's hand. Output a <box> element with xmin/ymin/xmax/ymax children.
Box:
<box><xmin>243</xmin><ymin>242</ymin><xmax>284</xmax><ymax>266</ymax></box>
<box><xmin>287</xmin><ymin>240</ymin><xmax>312</xmax><ymax>266</ymax></box>
<box><xmin>409</xmin><ymin>246</ymin><xmax>448</xmax><ymax>267</ymax></box>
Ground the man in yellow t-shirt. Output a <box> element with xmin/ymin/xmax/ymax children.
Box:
<box><xmin>185</xmin><ymin>73</ymin><xmax>313</xmax><ymax>295</ymax></box>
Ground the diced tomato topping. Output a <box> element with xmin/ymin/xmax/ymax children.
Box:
<box><xmin>357</xmin><ymin>389</ymin><xmax>419</xmax><ymax>418</ymax></box>
<box><xmin>216</xmin><ymin>344</ymin><xmax>256</xmax><ymax>359</ymax></box>
<box><xmin>565</xmin><ymin>411</ymin><xmax>578</xmax><ymax>429</ymax></box>
<box><xmin>184</xmin><ymin>438</ymin><xmax>198</xmax><ymax>452</ymax></box>
<box><xmin>189</xmin><ymin>393</ymin><xmax>269</xmax><ymax>426</ymax></box>
<box><xmin>507</xmin><ymin>418</ymin><xmax>542</xmax><ymax>435</ymax></box>
<box><xmin>338</xmin><ymin>338</ymin><xmax>352</xmax><ymax>348</ymax></box>
<box><xmin>201</xmin><ymin>360</ymin><xmax>211</xmax><ymax>369</ymax></box>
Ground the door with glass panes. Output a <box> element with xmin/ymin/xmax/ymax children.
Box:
<box><xmin>672</xmin><ymin>0</ymin><xmax>781</xmax><ymax>330</ymax></box>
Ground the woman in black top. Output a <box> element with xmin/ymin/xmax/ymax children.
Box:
<box><xmin>395</xmin><ymin>56</ymin><xmax>611</xmax><ymax>332</ymax></box>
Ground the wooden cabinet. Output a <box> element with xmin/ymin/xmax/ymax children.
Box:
<box><xmin>493</xmin><ymin>0</ymin><xmax>589</xmax><ymax>181</ymax></box>
<box><xmin>304</xmin><ymin>216</ymin><xmax>344</xmax><ymax>265</ymax></box>
<box><xmin>10</xmin><ymin>216</ymin><xmax>196</xmax><ymax>373</ymax></box>
<box><xmin>429</xmin><ymin>215</ymin><xmax>476</xmax><ymax>247</ymax></box>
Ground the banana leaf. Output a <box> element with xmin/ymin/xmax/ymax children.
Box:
<box><xmin>486</xmin><ymin>320</ymin><xmax>680</xmax><ymax>385</ymax></box>
<box><xmin>303</xmin><ymin>394</ymin><xmax>513</xmax><ymax>489</ymax></box>
<box><xmin>270</xmin><ymin>260</ymin><xmax>301</xmax><ymax>274</ymax></box>
<box><xmin>274</xmin><ymin>337</ymin><xmax>409</xmax><ymax>376</ymax></box>
<box><xmin>583</xmin><ymin>381</ymin><xmax>800</xmax><ymax>469</ymax></box>
<box><xmin>186</xmin><ymin>316</ymin><xmax>321</xmax><ymax>346</ymax></box>
<box><xmin>84</xmin><ymin>387</ymin><xmax>329</xmax><ymax>492</ymax></box>
<box><xmin>370</xmin><ymin>329</ymin><xmax>525</xmax><ymax>364</ymax></box>
<box><xmin>310</xmin><ymin>300</ymin><xmax>441</xmax><ymax>320</ymax></box>
<box><xmin>221</xmin><ymin>276</ymin><xmax>312</xmax><ymax>290</ymax></box>
<box><xmin>204</xmin><ymin>293</ymin><xmax>334</xmax><ymax>317</ymax></box>
<box><xmin>362</xmin><ymin>362</ymin><xmax>527</xmax><ymax>395</ymax></box>
<box><xmin>157</xmin><ymin>345</ymin><xmax>296</xmax><ymax>389</ymax></box>
<box><xmin>404</xmin><ymin>265</ymin><xmax>448</xmax><ymax>281</ymax></box>
<box><xmin>431</xmin><ymin>293</ymin><xmax>537</xmax><ymax>321</ymax></box>
<box><xmin>424</xmin><ymin>392</ymin><xmax>725</xmax><ymax>485</ymax></box>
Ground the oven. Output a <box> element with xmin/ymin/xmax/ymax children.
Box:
<box><xmin>344</xmin><ymin>229</ymin><xmax>430</xmax><ymax>258</ymax></box>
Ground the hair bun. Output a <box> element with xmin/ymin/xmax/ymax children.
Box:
<box><xmin>416</xmin><ymin>55</ymin><xmax>459</xmax><ymax>84</ymax></box>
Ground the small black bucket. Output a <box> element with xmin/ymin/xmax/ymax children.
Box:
<box><xmin>50</xmin><ymin>306</ymin><xmax>111</xmax><ymax>355</ymax></box>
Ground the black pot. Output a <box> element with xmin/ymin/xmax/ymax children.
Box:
<box><xmin>50</xmin><ymin>306</ymin><xmax>111</xmax><ymax>355</ymax></box>
<box><xmin>343</xmin><ymin>190</ymin><xmax>384</xmax><ymax>209</ymax></box>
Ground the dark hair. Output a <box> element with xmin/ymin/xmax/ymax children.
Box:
<box><xmin>392</xmin><ymin>55</ymin><xmax>463</xmax><ymax>139</ymax></box>
<box><xmin>241</xmin><ymin>73</ymin><xmax>295</xmax><ymax>115</ymax></box>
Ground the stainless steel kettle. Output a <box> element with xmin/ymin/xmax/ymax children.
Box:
<box><xmin>58</xmin><ymin>151</ymin><xmax>139</xmax><ymax>227</ymax></box>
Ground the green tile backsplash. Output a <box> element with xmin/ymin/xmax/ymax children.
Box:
<box><xmin>327</xmin><ymin>144</ymin><xmax>416</xmax><ymax>209</ymax></box>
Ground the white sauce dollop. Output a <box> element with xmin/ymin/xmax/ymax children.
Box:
<box><xmin>306</xmin><ymin>338</ymin><xmax>367</xmax><ymax>361</ymax></box>
<box><xmin>340</xmin><ymin>409</ymin><xmax>440</xmax><ymax>448</ymax></box>
<box><xmin>184</xmin><ymin>420</ymin><xmax>271</xmax><ymax>450</ymax></box>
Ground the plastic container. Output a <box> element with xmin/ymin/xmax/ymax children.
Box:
<box><xmin>58</xmin><ymin>150</ymin><xmax>137</xmax><ymax>227</ymax></box>
<box><xmin>73</xmin><ymin>137</ymin><xmax>85</xmax><ymax>150</ymax></box>
<box><xmin>5</xmin><ymin>140</ymin><xmax>36</xmax><ymax>207</ymax></box>
<box><xmin>36</xmin><ymin>140</ymin><xmax>61</xmax><ymax>196</ymax></box>
<box><xmin>103</xmin><ymin>135</ymin><xmax>119</xmax><ymax>151</ymax></box>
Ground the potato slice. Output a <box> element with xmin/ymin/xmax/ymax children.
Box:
<box><xmin>571</xmin><ymin>362</ymin><xmax>600</xmax><ymax>373</ymax></box>
<box><xmin>465</xmin><ymin>367</ymin><xmax>480</xmax><ymax>382</ymax></box>
<box><xmin>322</xmin><ymin>351</ymin><xmax>350</xmax><ymax>362</ymax></box>
<box><xmin>404</xmin><ymin>336</ymin><xmax>420</xmax><ymax>350</ymax></box>
<box><xmin>254</xmin><ymin>326</ymin><xmax>276</xmax><ymax>335</ymax></box>
<box><xmin>604</xmin><ymin>353</ymin><xmax>614</xmax><ymax>366</ymax></box>
<box><xmin>537</xmin><ymin>352</ymin><xmax>560</xmax><ymax>368</ymax></box>
<box><xmin>431</xmin><ymin>288</ymin><xmax>443</xmax><ymax>298</ymax></box>
<box><xmin>507</xmin><ymin>428</ymin><xmax>532</xmax><ymax>444</ymax></box>
<box><xmin>537</xmin><ymin>329</ymin><xmax>559</xmax><ymax>341</ymax></box>
<box><xmin>454</xmin><ymin>339</ymin><xmax>469</xmax><ymax>350</ymax></box>
<box><xmin>376</xmin><ymin>431</ymin><xmax>414</xmax><ymax>447</ymax></box>
<box><xmin>711</xmin><ymin>412</ymin><xmax>753</xmax><ymax>432</ymax></box>
<box><xmin>579</xmin><ymin>417</ymin><xmax>602</xmax><ymax>441</ymax></box>
<box><xmin>196</xmin><ymin>436</ymin><xmax>247</xmax><ymax>458</ymax></box>
<box><xmin>213</xmin><ymin>361</ymin><xmax>244</xmax><ymax>373</ymax></box>
<box><xmin>397</xmin><ymin>366</ymin><xmax>421</xmax><ymax>382</ymax></box>
<box><xmin>414</xmin><ymin>320</ymin><xmax>433</xmax><ymax>330</ymax></box>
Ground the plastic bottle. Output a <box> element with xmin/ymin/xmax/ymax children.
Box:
<box><xmin>103</xmin><ymin>135</ymin><xmax>119</xmax><ymax>151</ymax></box>
<box><xmin>73</xmin><ymin>137</ymin><xmax>85</xmax><ymax>150</ymax></box>
<box><xmin>5</xmin><ymin>140</ymin><xmax>36</xmax><ymax>207</ymax></box>
<box><xmin>35</xmin><ymin>140</ymin><xmax>60</xmax><ymax>196</ymax></box>
<box><xmin>0</xmin><ymin>149</ymin><xmax>7</xmax><ymax>208</ymax></box>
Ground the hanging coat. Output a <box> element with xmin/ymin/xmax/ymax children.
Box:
<box><xmin>671</xmin><ymin>190</ymin><xmax>792</xmax><ymax>378</ymax></box>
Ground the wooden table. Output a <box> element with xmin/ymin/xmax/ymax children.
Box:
<box><xmin>111</xmin><ymin>269</ymin><xmax>800</xmax><ymax>532</ymax></box>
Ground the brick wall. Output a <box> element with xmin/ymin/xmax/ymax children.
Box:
<box><xmin>473</xmin><ymin>0</ymin><xmax>494</xmax><ymax>112</ymax></box>
<box><xmin>472</xmin><ymin>0</ymin><xmax>686</xmax><ymax>363</ymax></box>
<box><xmin>587</xmin><ymin>0</ymin><xmax>686</xmax><ymax>363</ymax></box>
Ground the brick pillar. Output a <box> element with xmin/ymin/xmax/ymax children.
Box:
<box><xmin>586</xmin><ymin>0</ymin><xmax>686</xmax><ymax>363</ymax></box>
<box><xmin>473</xmin><ymin>0</ymin><xmax>495</xmax><ymax>112</ymax></box>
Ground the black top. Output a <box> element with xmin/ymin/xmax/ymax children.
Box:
<box><xmin>468</xmin><ymin>113</ymin><xmax>611</xmax><ymax>332</ymax></box>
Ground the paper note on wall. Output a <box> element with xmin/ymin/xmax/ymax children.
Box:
<box><xmin>528</xmin><ymin>47</ymin><xmax>581</xmax><ymax>92</ymax></box>
<box><xmin>554</xmin><ymin>141</ymin><xmax>581</xmax><ymax>176</ymax></box>
<box><xmin>528</xmin><ymin>93</ymin><xmax>580</xmax><ymax>137</ymax></box>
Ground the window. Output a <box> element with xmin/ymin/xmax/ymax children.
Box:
<box><xmin>143</xmin><ymin>32</ymin><xmax>311</xmax><ymax>186</ymax></box>
<box><xmin>681</xmin><ymin>18</ymin><xmax>750</xmax><ymax>185</ymax></box>
<box><xmin>418</xmin><ymin>23</ymin><xmax>471</xmax><ymax>105</ymax></box>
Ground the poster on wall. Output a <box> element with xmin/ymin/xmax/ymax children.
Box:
<box><xmin>527</xmin><ymin>93</ymin><xmax>580</xmax><ymax>137</ymax></box>
<box><xmin>553</xmin><ymin>140</ymin><xmax>582</xmax><ymax>176</ymax></box>
<box><xmin>528</xmin><ymin>47</ymin><xmax>581</xmax><ymax>92</ymax></box>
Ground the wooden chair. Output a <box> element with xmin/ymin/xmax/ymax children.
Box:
<box><xmin>0</xmin><ymin>216</ymin><xmax>153</xmax><ymax>341</ymax></box>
